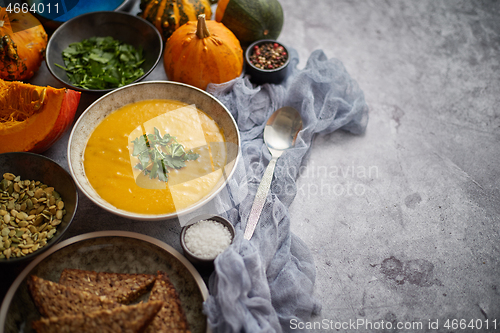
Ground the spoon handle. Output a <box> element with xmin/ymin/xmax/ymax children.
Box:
<box><xmin>243</xmin><ymin>156</ymin><xmax>278</xmax><ymax>240</ymax></box>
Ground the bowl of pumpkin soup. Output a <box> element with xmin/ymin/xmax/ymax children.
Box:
<box><xmin>67</xmin><ymin>81</ymin><xmax>240</xmax><ymax>220</ymax></box>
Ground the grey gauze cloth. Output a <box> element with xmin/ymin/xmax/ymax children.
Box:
<box><xmin>204</xmin><ymin>48</ymin><xmax>369</xmax><ymax>332</ymax></box>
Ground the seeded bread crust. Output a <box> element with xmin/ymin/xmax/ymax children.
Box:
<box><xmin>27</xmin><ymin>275</ymin><xmax>120</xmax><ymax>318</ymax></box>
<box><xmin>146</xmin><ymin>271</ymin><xmax>191</xmax><ymax>333</ymax></box>
<box><xmin>58</xmin><ymin>268</ymin><xmax>157</xmax><ymax>304</ymax></box>
<box><xmin>31</xmin><ymin>301</ymin><xmax>164</xmax><ymax>333</ymax></box>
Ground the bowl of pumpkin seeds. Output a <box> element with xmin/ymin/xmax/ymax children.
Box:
<box><xmin>0</xmin><ymin>152</ymin><xmax>78</xmax><ymax>264</ymax></box>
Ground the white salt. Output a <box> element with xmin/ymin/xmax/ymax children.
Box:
<box><xmin>184</xmin><ymin>219</ymin><xmax>232</xmax><ymax>259</ymax></box>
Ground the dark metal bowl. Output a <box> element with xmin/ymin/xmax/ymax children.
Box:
<box><xmin>45</xmin><ymin>11</ymin><xmax>163</xmax><ymax>93</ymax></box>
<box><xmin>180</xmin><ymin>214</ymin><xmax>235</xmax><ymax>269</ymax></box>
<box><xmin>0</xmin><ymin>152</ymin><xmax>78</xmax><ymax>265</ymax></box>
<box><xmin>245</xmin><ymin>39</ymin><xmax>290</xmax><ymax>85</ymax></box>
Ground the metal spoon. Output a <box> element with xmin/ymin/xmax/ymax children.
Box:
<box><xmin>243</xmin><ymin>107</ymin><xmax>303</xmax><ymax>240</ymax></box>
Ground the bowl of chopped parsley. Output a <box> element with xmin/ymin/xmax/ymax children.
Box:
<box><xmin>46</xmin><ymin>11</ymin><xmax>162</xmax><ymax>93</ymax></box>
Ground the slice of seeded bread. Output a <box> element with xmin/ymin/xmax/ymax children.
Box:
<box><xmin>31</xmin><ymin>300</ymin><xmax>164</xmax><ymax>333</ymax></box>
<box><xmin>145</xmin><ymin>271</ymin><xmax>191</xmax><ymax>333</ymax></box>
<box><xmin>58</xmin><ymin>268</ymin><xmax>157</xmax><ymax>304</ymax></box>
<box><xmin>27</xmin><ymin>275</ymin><xmax>121</xmax><ymax>318</ymax></box>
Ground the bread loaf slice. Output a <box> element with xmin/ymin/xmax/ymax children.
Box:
<box><xmin>59</xmin><ymin>268</ymin><xmax>156</xmax><ymax>304</ymax></box>
<box><xmin>27</xmin><ymin>275</ymin><xmax>120</xmax><ymax>318</ymax></box>
<box><xmin>145</xmin><ymin>271</ymin><xmax>191</xmax><ymax>333</ymax></box>
<box><xmin>31</xmin><ymin>300</ymin><xmax>164</xmax><ymax>333</ymax></box>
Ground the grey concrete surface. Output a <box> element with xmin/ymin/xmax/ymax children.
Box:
<box><xmin>283</xmin><ymin>0</ymin><xmax>500</xmax><ymax>331</ymax></box>
<box><xmin>1</xmin><ymin>1</ymin><xmax>499</xmax><ymax>332</ymax></box>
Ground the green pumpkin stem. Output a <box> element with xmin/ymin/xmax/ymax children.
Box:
<box><xmin>196</xmin><ymin>14</ymin><xmax>211</xmax><ymax>39</ymax></box>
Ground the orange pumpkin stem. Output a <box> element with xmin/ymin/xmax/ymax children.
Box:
<box><xmin>196</xmin><ymin>14</ymin><xmax>211</xmax><ymax>39</ymax></box>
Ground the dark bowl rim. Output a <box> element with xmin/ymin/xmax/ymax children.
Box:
<box><xmin>45</xmin><ymin>10</ymin><xmax>163</xmax><ymax>94</ymax></box>
<box><xmin>0</xmin><ymin>152</ymin><xmax>78</xmax><ymax>265</ymax></box>
<box><xmin>245</xmin><ymin>39</ymin><xmax>290</xmax><ymax>73</ymax></box>
<box><xmin>180</xmin><ymin>214</ymin><xmax>235</xmax><ymax>263</ymax></box>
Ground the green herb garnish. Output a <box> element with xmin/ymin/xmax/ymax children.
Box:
<box><xmin>55</xmin><ymin>36</ymin><xmax>145</xmax><ymax>90</ymax></box>
<box><xmin>131</xmin><ymin>127</ymin><xmax>200</xmax><ymax>183</ymax></box>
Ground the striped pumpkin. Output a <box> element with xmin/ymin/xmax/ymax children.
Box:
<box><xmin>138</xmin><ymin>0</ymin><xmax>212</xmax><ymax>41</ymax></box>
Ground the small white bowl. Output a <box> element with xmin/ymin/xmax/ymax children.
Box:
<box><xmin>180</xmin><ymin>214</ymin><xmax>235</xmax><ymax>268</ymax></box>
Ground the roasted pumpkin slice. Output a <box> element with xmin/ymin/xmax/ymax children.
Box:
<box><xmin>0</xmin><ymin>79</ymin><xmax>81</xmax><ymax>153</ymax></box>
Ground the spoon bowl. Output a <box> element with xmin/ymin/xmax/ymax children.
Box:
<box><xmin>264</xmin><ymin>106</ymin><xmax>303</xmax><ymax>153</ymax></box>
<box><xmin>243</xmin><ymin>107</ymin><xmax>302</xmax><ymax>240</ymax></box>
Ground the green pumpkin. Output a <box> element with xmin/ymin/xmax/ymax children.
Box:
<box><xmin>215</xmin><ymin>0</ymin><xmax>284</xmax><ymax>47</ymax></box>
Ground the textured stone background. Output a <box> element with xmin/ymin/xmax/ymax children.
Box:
<box><xmin>2</xmin><ymin>1</ymin><xmax>499</xmax><ymax>332</ymax></box>
<box><xmin>283</xmin><ymin>0</ymin><xmax>500</xmax><ymax>331</ymax></box>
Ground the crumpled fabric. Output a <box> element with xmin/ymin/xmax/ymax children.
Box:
<box><xmin>203</xmin><ymin>48</ymin><xmax>369</xmax><ymax>332</ymax></box>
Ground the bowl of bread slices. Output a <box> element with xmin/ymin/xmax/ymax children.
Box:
<box><xmin>0</xmin><ymin>231</ymin><xmax>209</xmax><ymax>333</ymax></box>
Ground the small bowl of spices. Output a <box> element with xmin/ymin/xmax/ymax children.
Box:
<box><xmin>245</xmin><ymin>39</ymin><xmax>290</xmax><ymax>85</ymax></box>
<box><xmin>180</xmin><ymin>215</ymin><xmax>235</xmax><ymax>268</ymax></box>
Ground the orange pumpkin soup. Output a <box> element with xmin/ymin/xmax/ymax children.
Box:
<box><xmin>83</xmin><ymin>99</ymin><xmax>226</xmax><ymax>215</ymax></box>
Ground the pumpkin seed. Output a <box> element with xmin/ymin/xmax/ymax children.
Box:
<box><xmin>33</xmin><ymin>215</ymin><xmax>44</xmax><ymax>226</ymax></box>
<box><xmin>17</xmin><ymin>212</ymin><xmax>28</xmax><ymax>220</ymax></box>
<box><xmin>34</xmin><ymin>188</ymin><xmax>44</xmax><ymax>199</ymax></box>
<box><xmin>0</xmin><ymin>173</ymin><xmax>67</xmax><ymax>260</ymax></box>
<box><xmin>38</xmin><ymin>223</ymin><xmax>48</xmax><ymax>233</ymax></box>
<box><xmin>50</xmin><ymin>219</ymin><xmax>61</xmax><ymax>226</ymax></box>
<box><xmin>2</xmin><ymin>173</ymin><xmax>15</xmax><ymax>181</ymax></box>
<box><xmin>47</xmin><ymin>229</ymin><xmax>56</xmax><ymax>239</ymax></box>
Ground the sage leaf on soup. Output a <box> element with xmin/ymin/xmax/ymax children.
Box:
<box><xmin>131</xmin><ymin>127</ymin><xmax>200</xmax><ymax>182</ymax></box>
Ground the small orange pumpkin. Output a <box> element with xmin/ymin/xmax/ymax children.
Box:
<box><xmin>163</xmin><ymin>14</ymin><xmax>243</xmax><ymax>91</ymax></box>
<box><xmin>0</xmin><ymin>7</ymin><xmax>47</xmax><ymax>81</ymax></box>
